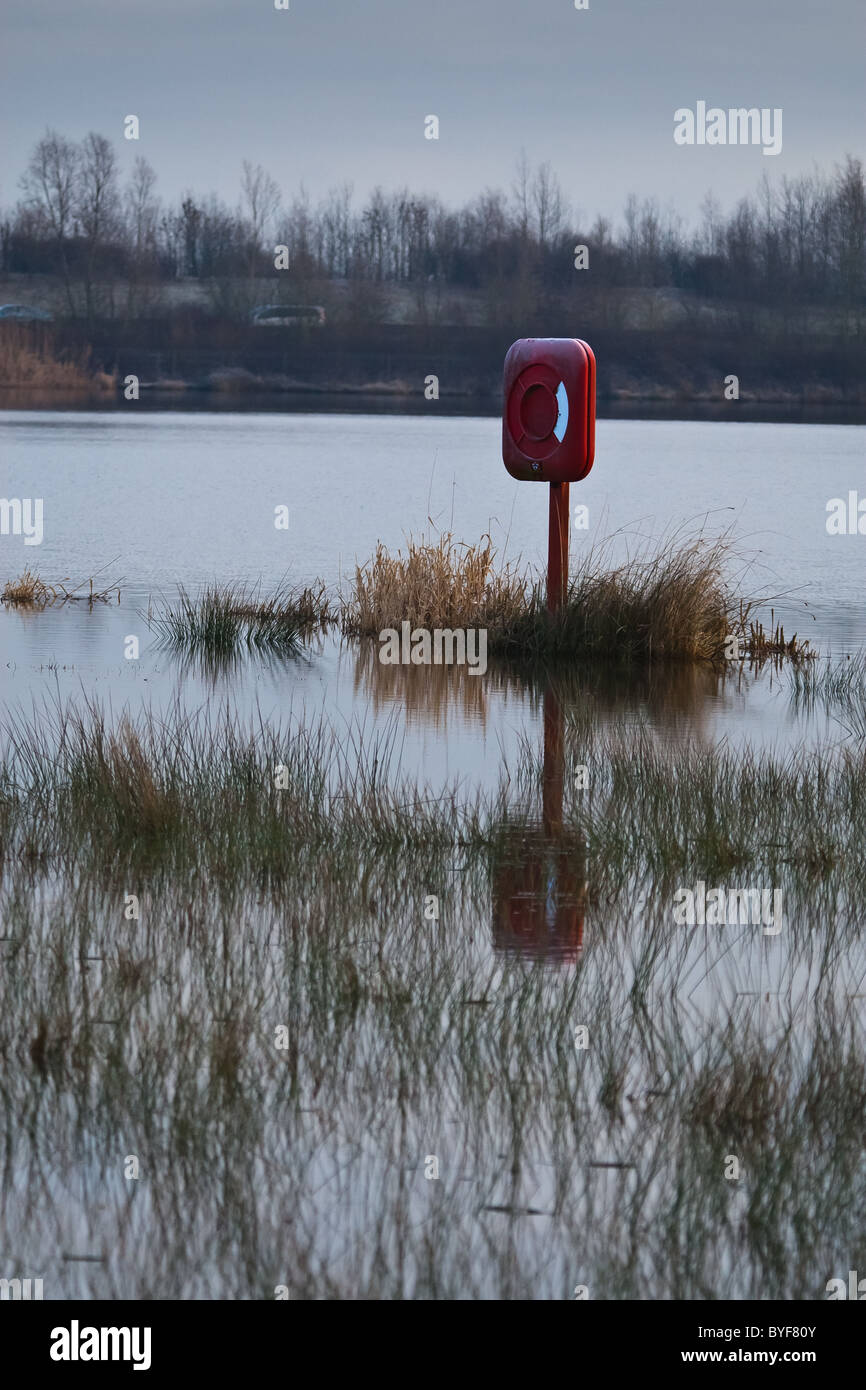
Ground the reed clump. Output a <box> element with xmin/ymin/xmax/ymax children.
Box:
<box><xmin>342</xmin><ymin>532</ymin><xmax>527</xmax><ymax>637</ymax></box>
<box><xmin>344</xmin><ymin>529</ymin><xmax>785</xmax><ymax>667</ymax></box>
<box><xmin>2</xmin><ymin>569</ymin><xmax>51</xmax><ymax>606</ymax></box>
<box><xmin>150</xmin><ymin>581</ymin><xmax>330</xmax><ymax>659</ymax></box>
<box><xmin>0</xmin><ymin>323</ymin><xmax>115</xmax><ymax>390</ymax></box>
<box><xmin>497</xmin><ymin>533</ymin><xmax>744</xmax><ymax>665</ymax></box>
<box><xmin>789</xmin><ymin>652</ymin><xmax>866</xmax><ymax>738</ymax></box>
<box><xmin>2</xmin><ymin>569</ymin><xmax>120</xmax><ymax>606</ymax></box>
<box><xmin>791</xmin><ymin>650</ymin><xmax>866</xmax><ymax>706</ymax></box>
<box><xmin>745</xmin><ymin>611</ymin><xmax>813</xmax><ymax>666</ymax></box>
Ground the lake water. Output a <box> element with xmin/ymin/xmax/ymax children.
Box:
<box><xmin>2</xmin><ymin>407</ymin><xmax>864</xmax><ymax>1299</ymax></box>
<box><xmin>2</xmin><ymin>409</ymin><xmax>865</xmax><ymax>787</ymax></box>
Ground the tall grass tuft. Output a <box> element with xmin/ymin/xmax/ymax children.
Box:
<box><xmin>790</xmin><ymin>650</ymin><xmax>866</xmax><ymax>714</ymax></box>
<box><xmin>343</xmin><ymin>528</ymin><xmax>790</xmax><ymax>667</ymax></box>
<box><xmin>0</xmin><ymin>323</ymin><xmax>115</xmax><ymax>390</ymax></box>
<box><xmin>496</xmin><ymin>532</ymin><xmax>745</xmax><ymax>665</ymax></box>
<box><xmin>2</xmin><ymin>568</ymin><xmax>121</xmax><ymax>606</ymax></box>
<box><xmin>2</xmin><ymin>569</ymin><xmax>50</xmax><ymax>606</ymax></box>
<box><xmin>342</xmin><ymin>531</ymin><xmax>527</xmax><ymax>636</ymax></box>
<box><xmin>150</xmin><ymin>581</ymin><xmax>330</xmax><ymax>663</ymax></box>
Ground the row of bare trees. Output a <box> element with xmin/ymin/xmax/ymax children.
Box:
<box><xmin>3</xmin><ymin>129</ymin><xmax>864</xmax><ymax>323</ymax></box>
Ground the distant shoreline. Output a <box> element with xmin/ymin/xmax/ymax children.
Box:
<box><xmin>2</xmin><ymin>383</ymin><xmax>865</xmax><ymax>426</ymax></box>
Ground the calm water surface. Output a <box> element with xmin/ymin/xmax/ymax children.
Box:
<box><xmin>2</xmin><ymin>410</ymin><xmax>864</xmax><ymax>785</ymax></box>
<box><xmin>2</xmin><ymin>409</ymin><xmax>864</xmax><ymax>1298</ymax></box>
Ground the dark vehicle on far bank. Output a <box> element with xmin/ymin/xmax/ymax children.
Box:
<box><xmin>251</xmin><ymin>304</ymin><xmax>326</xmax><ymax>327</ymax></box>
<box><xmin>0</xmin><ymin>304</ymin><xmax>53</xmax><ymax>321</ymax></box>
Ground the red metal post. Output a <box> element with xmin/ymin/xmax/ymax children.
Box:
<box><xmin>547</xmin><ymin>480</ymin><xmax>569</xmax><ymax>612</ymax></box>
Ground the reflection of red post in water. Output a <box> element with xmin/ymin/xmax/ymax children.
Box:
<box><xmin>492</xmin><ymin>682</ymin><xmax>585</xmax><ymax>962</ymax></box>
<box><xmin>542</xmin><ymin>684</ymin><xmax>563</xmax><ymax>835</ymax></box>
<box><xmin>493</xmin><ymin>843</ymin><xmax>584</xmax><ymax>961</ymax></box>
<box><xmin>547</xmin><ymin>481</ymin><xmax>569</xmax><ymax>613</ymax></box>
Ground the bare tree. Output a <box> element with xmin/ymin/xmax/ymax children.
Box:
<box><xmin>76</xmin><ymin>132</ymin><xmax>121</xmax><ymax>318</ymax></box>
<box><xmin>834</xmin><ymin>155</ymin><xmax>866</xmax><ymax>326</ymax></box>
<box><xmin>511</xmin><ymin>149</ymin><xmax>532</xmax><ymax>244</ymax></box>
<box><xmin>698</xmin><ymin>192</ymin><xmax>724</xmax><ymax>258</ymax></box>
<box><xmin>531</xmin><ymin>160</ymin><xmax>566</xmax><ymax>251</ymax></box>
<box><xmin>19</xmin><ymin>129</ymin><xmax>79</xmax><ymax>312</ymax></box>
<box><xmin>180</xmin><ymin>195</ymin><xmax>202</xmax><ymax>276</ymax></box>
<box><xmin>126</xmin><ymin>157</ymin><xmax>158</xmax><ymax>255</ymax></box>
<box><xmin>240</xmin><ymin>160</ymin><xmax>281</xmax><ymax>281</ymax></box>
<box><xmin>124</xmin><ymin>156</ymin><xmax>160</xmax><ymax>314</ymax></box>
<box><xmin>359</xmin><ymin>186</ymin><xmax>389</xmax><ymax>281</ymax></box>
<box><xmin>470</xmin><ymin>188</ymin><xmax>508</xmax><ymax>246</ymax></box>
<box><xmin>320</xmin><ymin>183</ymin><xmax>353</xmax><ymax>278</ymax></box>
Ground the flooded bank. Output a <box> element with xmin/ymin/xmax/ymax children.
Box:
<box><xmin>1</xmin><ymin>406</ymin><xmax>864</xmax><ymax>1299</ymax></box>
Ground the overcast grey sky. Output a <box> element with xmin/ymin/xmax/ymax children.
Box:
<box><xmin>1</xmin><ymin>0</ymin><xmax>863</xmax><ymax>226</ymax></box>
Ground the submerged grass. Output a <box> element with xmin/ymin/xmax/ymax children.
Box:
<box><xmin>790</xmin><ymin>651</ymin><xmax>866</xmax><ymax>737</ymax></box>
<box><xmin>0</xmin><ymin>522</ymin><xmax>856</xmax><ymax>1297</ymax></box>
<box><xmin>1</xmin><ymin>695</ymin><xmax>865</xmax><ymax>1297</ymax></box>
<box><xmin>149</xmin><ymin>580</ymin><xmax>330</xmax><ymax>664</ymax></box>
<box><xmin>2</xmin><ymin>695</ymin><xmax>864</xmax><ymax>896</ymax></box>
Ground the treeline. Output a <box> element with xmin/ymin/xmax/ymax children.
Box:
<box><xmin>3</xmin><ymin>130</ymin><xmax>865</xmax><ymax>325</ymax></box>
